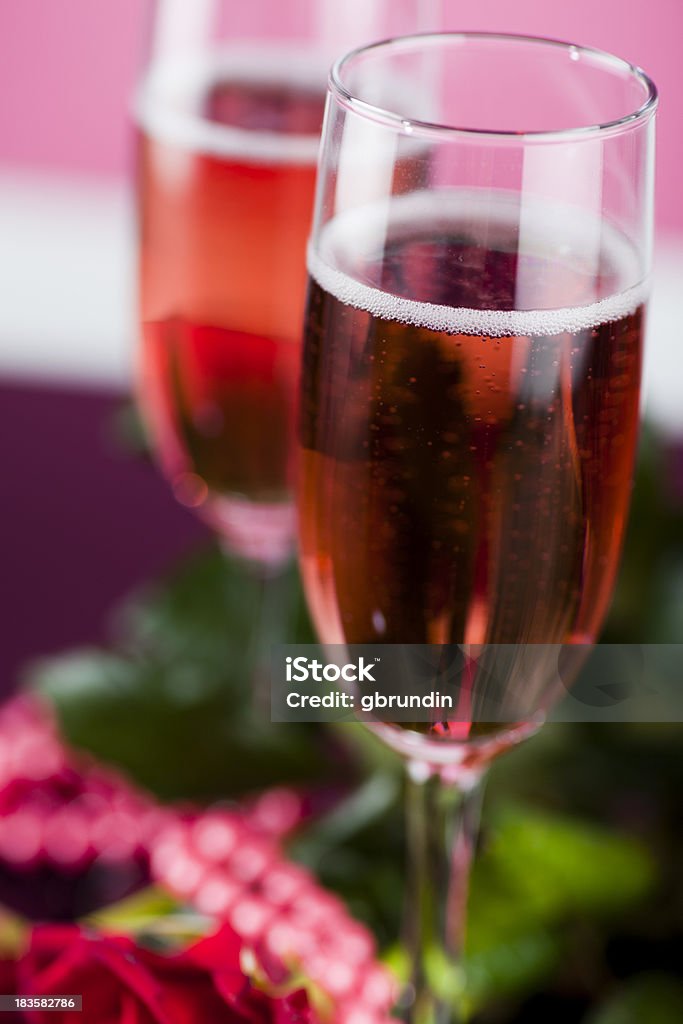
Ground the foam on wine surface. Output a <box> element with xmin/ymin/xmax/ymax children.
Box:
<box><xmin>134</xmin><ymin>47</ymin><xmax>323</xmax><ymax>164</ymax></box>
<box><xmin>308</xmin><ymin>189</ymin><xmax>647</xmax><ymax>336</ymax></box>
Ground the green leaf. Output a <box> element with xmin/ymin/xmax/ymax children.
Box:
<box><xmin>88</xmin><ymin>887</ymin><xmax>235</xmax><ymax>954</ymax></box>
<box><xmin>460</xmin><ymin>804</ymin><xmax>655</xmax><ymax>1011</ymax></box>
<box><xmin>467</xmin><ymin>804</ymin><xmax>655</xmax><ymax>950</ymax></box>
<box><xmin>87</xmin><ymin>887</ymin><xmax>185</xmax><ymax>934</ymax></box>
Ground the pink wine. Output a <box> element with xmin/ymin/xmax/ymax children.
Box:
<box><xmin>299</xmin><ymin>193</ymin><xmax>644</xmax><ymax>734</ymax></box>
<box><xmin>136</xmin><ymin>59</ymin><xmax>324</xmax><ymax>563</ymax></box>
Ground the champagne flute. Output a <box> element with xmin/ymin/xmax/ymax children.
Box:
<box><xmin>134</xmin><ymin>0</ymin><xmax>431</xmax><ymax>568</ymax></box>
<box><xmin>299</xmin><ymin>32</ymin><xmax>657</xmax><ymax>1022</ymax></box>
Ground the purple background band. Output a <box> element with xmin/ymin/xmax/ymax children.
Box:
<box><xmin>0</xmin><ymin>382</ymin><xmax>205</xmax><ymax>698</ymax></box>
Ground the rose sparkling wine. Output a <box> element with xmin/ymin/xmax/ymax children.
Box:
<box><xmin>136</xmin><ymin>56</ymin><xmax>325</xmax><ymax>564</ymax></box>
<box><xmin>299</xmin><ymin>192</ymin><xmax>644</xmax><ymax>736</ymax></box>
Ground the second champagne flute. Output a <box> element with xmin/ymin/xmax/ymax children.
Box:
<box><xmin>134</xmin><ymin>0</ymin><xmax>430</xmax><ymax>569</ymax></box>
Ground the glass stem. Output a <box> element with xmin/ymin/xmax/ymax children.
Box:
<box><xmin>218</xmin><ymin>539</ymin><xmax>294</xmax><ymax>713</ymax></box>
<box><xmin>402</xmin><ymin>760</ymin><xmax>486</xmax><ymax>1024</ymax></box>
<box><xmin>248</xmin><ymin>563</ymin><xmax>293</xmax><ymax>714</ymax></box>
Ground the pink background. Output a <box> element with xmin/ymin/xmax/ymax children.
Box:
<box><xmin>0</xmin><ymin>0</ymin><xmax>680</xmax><ymax>235</ymax></box>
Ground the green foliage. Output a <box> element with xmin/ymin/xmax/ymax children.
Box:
<box><xmin>463</xmin><ymin>806</ymin><xmax>654</xmax><ymax>1012</ymax></box>
<box><xmin>29</xmin><ymin>549</ymin><xmax>348</xmax><ymax>801</ymax></box>
<box><xmin>469</xmin><ymin>806</ymin><xmax>654</xmax><ymax>936</ymax></box>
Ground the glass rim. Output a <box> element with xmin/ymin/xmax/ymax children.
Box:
<box><xmin>329</xmin><ymin>30</ymin><xmax>659</xmax><ymax>142</ymax></box>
